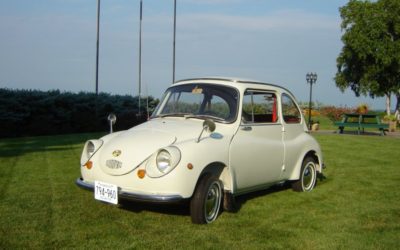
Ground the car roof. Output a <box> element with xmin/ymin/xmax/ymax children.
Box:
<box><xmin>174</xmin><ymin>77</ymin><xmax>295</xmax><ymax>97</ymax></box>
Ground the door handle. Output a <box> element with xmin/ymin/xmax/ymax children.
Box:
<box><xmin>241</xmin><ymin>126</ymin><xmax>252</xmax><ymax>131</ymax></box>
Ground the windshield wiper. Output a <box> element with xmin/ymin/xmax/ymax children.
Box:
<box><xmin>184</xmin><ymin>114</ymin><xmax>225</xmax><ymax>122</ymax></box>
<box><xmin>154</xmin><ymin>113</ymin><xmax>189</xmax><ymax>118</ymax></box>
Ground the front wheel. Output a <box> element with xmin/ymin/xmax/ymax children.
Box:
<box><xmin>190</xmin><ymin>175</ymin><xmax>222</xmax><ymax>224</ymax></box>
<box><xmin>292</xmin><ymin>157</ymin><xmax>318</xmax><ymax>192</ymax></box>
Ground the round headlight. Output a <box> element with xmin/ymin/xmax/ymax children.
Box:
<box><xmin>87</xmin><ymin>141</ymin><xmax>95</xmax><ymax>157</ymax></box>
<box><xmin>156</xmin><ymin>150</ymin><xmax>171</xmax><ymax>172</ymax></box>
<box><xmin>146</xmin><ymin>146</ymin><xmax>181</xmax><ymax>178</ymax></box>
<box><xmin>80</xmin><ymin>139</ymin><xmax>103</xmax><ymax>166</ymax></box>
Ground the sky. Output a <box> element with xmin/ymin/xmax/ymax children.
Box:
<box><xmin>0</xmin><ymin>0</ymin><xmax>394</xmax><ymax>110</ymax></box>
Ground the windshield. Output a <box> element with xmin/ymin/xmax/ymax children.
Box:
<box><xmin>152</xmin><ymin>84</ymin><xmax>239</xmax><ymax>123</ymax></box>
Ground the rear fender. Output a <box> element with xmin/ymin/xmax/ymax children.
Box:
<box><xmin>289</xmin><ymin>150</ymin><xmax>322</xmax><ymax>180</ymax></box>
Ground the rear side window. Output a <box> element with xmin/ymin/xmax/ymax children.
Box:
<box><xmin>282</xmin><ymin>94</ymin><xmax>301</xmax><ymax>124</ymax></box>
<box><xmin>242</xmin><ymin>90</ymin><xmax>278</xmax><ymax>123</ymax></box>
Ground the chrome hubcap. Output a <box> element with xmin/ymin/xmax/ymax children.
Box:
<box><xmin>302</xmin><ymin>163</ymin><xmax>316</xmax><ymax>191</ymax></box>
<box><xmin>205</xmin><ymin>182</ymin><xmax>221</xmax><ymax>222</ymax></box>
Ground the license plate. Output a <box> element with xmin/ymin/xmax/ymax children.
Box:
<box><xmin>94</xmin><ymin>181</ymin><xmax>118</xmax><ymax>205</ymax></box>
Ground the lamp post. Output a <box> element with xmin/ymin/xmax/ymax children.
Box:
<box><xmin>306</xmin><ymin>72</ymin><xmax>317</xmax><ymax>130</ymax></box>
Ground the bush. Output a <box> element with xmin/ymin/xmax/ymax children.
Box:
<box><xmin>320</xmin><ymin>106</ymin><xmax>355</xmax><ymax>122</ymax></box>
<box><xmin>0</xmin><ymin>88</ymin><xmax>159</xmax><ymax>138</ymax></box>
<box><xmin>355</xmin><ymin>103</ymin><xmax>369</xmax><ymax>114</ymax></box>
<box><xmin>302</xmin><ymin>109</ymin><xmax>321</xmax><ymax>117</ymax></box>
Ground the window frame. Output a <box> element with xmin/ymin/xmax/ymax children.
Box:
<box><xmin>281</xmin><ymin>93</ymin><xmax>302</xmax><ymax>124</ymax></box>
<box><xmin>151</xmin><ymin>83</ymin><xmax>240</xmax><ymax>124</ymax></box>
<box><xmin>241</xmin><ymin>89</ymin><xmax>280</xmax><ymax>125</ymax></box>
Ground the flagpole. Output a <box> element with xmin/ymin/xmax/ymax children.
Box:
<box><xmin>95</xmin><ymin>0</ymin><xmax>101</xmax><ymax>95</ymax></box>
<box><xmin>172</xmin><ymin>0</ymin><xmax>176</xmax><ymax>83</ymax></box>
<box><xmin>138</xmin><ymin>0</ymin><xmax>143</xmax><ymax>114</ymax></box>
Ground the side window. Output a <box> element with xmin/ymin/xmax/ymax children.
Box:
<box><xmin>282</xmin><ymin>94</ymin><xmax>301</xmax><ymax>124</ymax></box>
<box><xmin>242</xmin><ymin>91</ymin><xmax>278</xmax><ymax>123</ymax></box>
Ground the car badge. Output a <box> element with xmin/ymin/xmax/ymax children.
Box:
<box><xmin>112</xmin><ymin>150</ymin><xmax>122</xmax><ymax>157</ymax></box>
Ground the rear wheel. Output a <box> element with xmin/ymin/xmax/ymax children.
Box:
<box><xmin>292</xmin><ymin>157</ymin><xmax>317</xmax><ymax>192</ymax></box>
<box><xmin>190</xmin><ymin>175</ymin><xmax>222</xmax><ymax>224</ymax></box>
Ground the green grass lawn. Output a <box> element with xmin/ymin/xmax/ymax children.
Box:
<box><xmin>312</xmin><ymin>114</ymin><xmax>338</xmax><ymax>130</ymax></box>
<box><xmin>1</xmin><ymin>132</ymin><xmax>399</xmax><ymax>249</ymax></box>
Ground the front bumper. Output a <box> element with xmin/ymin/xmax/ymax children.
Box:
<box><xmin>75</xmin><ymin>178</ymin><xmax>184</xmax><ymax>203</ymax></box>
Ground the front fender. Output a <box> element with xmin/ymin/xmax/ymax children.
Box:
<box><xmin>172</xmin><ymin>135</ymin><xmax>231</xmax><ymax>197</ymax></box>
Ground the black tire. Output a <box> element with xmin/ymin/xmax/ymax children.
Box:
<box><xmin>292</xmin><ymin>157</ymin><xmax>318</xmax><ymax>192</ymax></box>
<box><xmin>190</xmin><ymin>175</ymin><xmax>222</xmax><ymax>224</ymax></box>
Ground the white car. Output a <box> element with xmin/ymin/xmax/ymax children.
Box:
<box><xmin>76</xmin><ymin>77</ymin><xmax>324</xmax><ymax>224</ymax></box>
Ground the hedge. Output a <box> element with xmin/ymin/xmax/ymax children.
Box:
<box><xmin>0</xmin><ymin>88</ymin><xmax>159</xmax><ymax>138</ymax></box>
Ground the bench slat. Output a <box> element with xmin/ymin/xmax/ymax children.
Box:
<box><xmin>334</xmin><ymin>114</ymin><xmax>388</xmax><ymax>135</ymax></box>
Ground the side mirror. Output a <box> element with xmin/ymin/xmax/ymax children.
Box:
<box><xmin>197</xmin><ymin>119</ymin><xmax>216</xmax><ymax>143</ymax></box>
<box><xmin>203</xmin><ymin>119</ymin><xmax>216</xmax><ymax>132</ymax></box>
<box><xmin>108</xmin><ymin>113</ymin><xmax>117</xmax><ymax>133</ymax></box>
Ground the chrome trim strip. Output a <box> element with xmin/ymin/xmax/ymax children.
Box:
<box><xmin>75</xmin><ymin>177</ymin><xmax>94</xmax><ymax>191</ymax></box>
<box><xmin>75</xmin><ymin>178</ymin><xmax>183</xmax><ymax>203</ymax></box>
<box><xmin>174</xmin><ymin>77</ymin><xmax>296</xmax><ymax>98</ymax></box>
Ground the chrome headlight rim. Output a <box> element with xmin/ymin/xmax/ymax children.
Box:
<box><xmin>80</xmin><ymin>139</ymin><xmax>104</xmax><ymax>166</ymax></box>
<box><xmin>146</xmin><ymin>146</ymin><xmax>181</xmax><ymax>178</ymax></box>
<box><xmin>87</xmin><ymin>141</ymin><xmax>96</xmax><ymax>156</ymax></box>
<box><xmin>156</xmin><ymin>149</ymin><xmax>172</xmax><ymax>173</ymax></box>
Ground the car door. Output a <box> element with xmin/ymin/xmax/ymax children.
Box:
<box><xmin>229</xmin><ymin>90</ymin><xmax>284</xmax><ymax>193</ymax></box>
<box><xmin>281</xmin><ymin>93</ymin><xmax>306</xmax><ymax>178</ymax></box>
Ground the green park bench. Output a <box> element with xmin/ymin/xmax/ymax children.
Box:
<box><xmin>334</xmin><ymin>113</ymin><xmax>389</xmax><ymax>136</ymax></box>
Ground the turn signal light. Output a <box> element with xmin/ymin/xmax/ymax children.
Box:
<box><xmin>85</xmin><ymin>161</ymin><xmax>93</xmax><ymax>170</ymax></box>
<box><xmin>137</xmin><ymin>169</ymin><xmax>146</xmax><ymax>179</ymax></box>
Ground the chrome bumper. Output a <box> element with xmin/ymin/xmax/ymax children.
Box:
<box><xmin>75</xmin><ymin>178</ymin><xmax>184</xmax><ymax>203</ymax></box>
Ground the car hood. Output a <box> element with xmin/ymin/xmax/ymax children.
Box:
<box><xmin>99</xmin><ymin>118</ymin><xmax>207</xmax><ymax>176</ymax></box>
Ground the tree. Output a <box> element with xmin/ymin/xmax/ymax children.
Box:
<box><xmin>335</xmin><ymin>0</ymin><xmax>400</xmax><ymax>116</ymax></box>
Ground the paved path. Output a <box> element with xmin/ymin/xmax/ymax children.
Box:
<box><xmin>312</xmin><ymin>130</ymin><xmax>400</xmax><ymax>138</ymax></box>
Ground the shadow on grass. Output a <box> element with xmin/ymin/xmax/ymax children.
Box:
<box><xmin>233</xmin><ymin>173</ymin><xmax>327</xmax><ymax>212</ymax></box>
<box><xmin>118</xmin><ymin>200</ymin><xmax>190</xmax><ymax>217</ymax></box>
<box><xmin>118</xmin><ymin>174</ymin><xmax>328</xmax><ymax>217</ymax></box>
<box><xmin>117</xmin><ymin>184</ymin><xmax>290</xmax><ymax>217</ymax></box>
<box><xmin>0</xmin><ymin>133</ymin><xmax>105</xmax><ymax>158</ymax></box>
<box><xmin>118</xmin><ymin>184</ymin><xmax>295</xmax><ymax>218</ymax></box>
<box><xmin>117</xmin><ymin>187</ymin><xmax>289</xmax><ymax>217</ymax></box>
<box><xmin>233</xmin><ymin>183</ymin><xmax>292</xmax><ymax>212</ymax></box>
